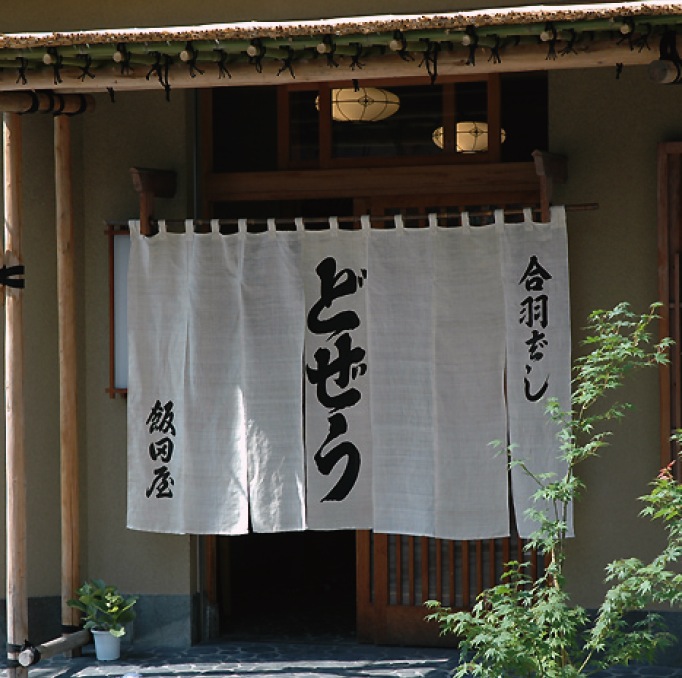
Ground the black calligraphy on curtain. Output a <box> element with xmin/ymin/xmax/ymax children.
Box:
<box><xmin>306</xmin><ymin>256</ymin><xmax>368</xmax><ymax>501</ymax></box>
<box><xmin>519</xmin><ymin>255</ymin><xmax>552</xmax><ymax>402</ymax></box>
<box><xmin>145</xmin><ymin>398</ymin><xmax>177</xmax><ymax>499</ymax></box>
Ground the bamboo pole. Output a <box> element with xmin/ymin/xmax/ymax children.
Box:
<box><xmin>54</xmin><ymin>114</ymin><xmax>81</xmax><ymax>640</ymax></box>
<box><xmin>18</xmin><ymin>629</ymin><xmax>90</xmax><ymax>667</ymax></box>
<box><xmin>0</xmin><ymin>92</ymin><xmax>95</xmax><ymax>115</ymax></box>
<box><xmin>4</xmin><ymin>111</ymin><xmax>28</xmax><ymax>677</ymax></box>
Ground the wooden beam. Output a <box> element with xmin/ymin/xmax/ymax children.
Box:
<box><xmin>205</xmin><ymin>162</ymin><xmax>543</xmax><ymax>203</ymax></box>
<box><xmin>0</xmin><ymin>40</ymin><xmax>658</xmax><ymax>93</ymax></box>
<box><xmin>55</xmin><ymin>114</ymin><xmax>81</xmax><ymax>640</ymax></box>
<box><xmin>4</xmin><ymin>111</ymin><xmax>28</xmax><ymax>678</ymax></box>
<box><xmin>18</xmin><ymin>629</ymin><xmax>90</xmax><ymax>667</ymax></box>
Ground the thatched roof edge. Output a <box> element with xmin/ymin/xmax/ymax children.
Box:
<box><xmin>1</xmin><ymin>1</ymin><xmax>682</xmax><ymax>47</ymax></box>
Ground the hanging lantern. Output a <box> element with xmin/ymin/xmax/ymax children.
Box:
<box><xmin>432</xmin><ymin>121</ymin><xmax>506</xmax><ymax>153</ymax></box>
<box><xmin>316</xmin><ymin>87</ymin><xmax>400</xmax><ymax>122</ymax></box>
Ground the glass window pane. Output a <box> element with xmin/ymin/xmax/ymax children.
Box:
<box><xmin>330</xmin><ymin>85</ymin><xmax>443</xmax><ymax>159</ymax></box>
<box><xmin>289</xmin><ymin>90</ymin><xmax>319</xmax><ymax>165</ymax></box>
<box><xmin>212</xmin><ymin>86</ymin><xmax>278</xmax><ymax>172</ymax></box>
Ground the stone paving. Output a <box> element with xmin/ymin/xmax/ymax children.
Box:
<box><xmin>19</xmin><ymin>638</ymin><xmax>682</xmax><ymax>678</ymax></box>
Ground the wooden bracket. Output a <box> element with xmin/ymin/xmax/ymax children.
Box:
<box><xmin>532</xmin><ymin>150</ymin><xmax>567</xmax><ymax>222</ymax></box>
<box><xmin>129</xmin><ymin>167</ymin><xmax>177</xmax><ymax>235</ymax></box>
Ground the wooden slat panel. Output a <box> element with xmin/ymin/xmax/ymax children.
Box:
<box><xmin>421</xmin><ymin>538</ymin><xmax>429</xmax><ymax>605</ymax></box>
<box><xmin>658</xmin><ymin>143</ymin><xmax>682</xmax><ymax>472</ymax></box>
<box><xmin>436</xmin><ymin>539</ymin><xmax>443</xmax><ymax>603</ymax></box>
<box><xmin>476</xmin><ymin>541</ymin><xmax>483</xmax><ymax>596</ymax></box>
<box><xmin>448</xmin><ymin>541</ymin><xmax>456</xmax><ymax>608</ymax></box>
<box><xmin>462</xmin><ymin>540</ymin><xmax>470</xmax><ymax>609</ymax></box>
<box><xmin>408</xmin><ymin>536</ymin><xmax>415</xmax><ymax>606</ymax></box>
<box><xmin>206</xmin><ymin>162</ymin><xmax>541</xmax><ymax>202</ymax></box>
<box><xmin>488</xmin><ymin>540</ymin><xmax>496</xmax><ymax>589</ymax></box>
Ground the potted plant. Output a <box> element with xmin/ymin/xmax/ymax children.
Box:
<box><xmin>67</xmin><ymin>579</ymin><xmax>138</xmax><ymax>660</ymax></box>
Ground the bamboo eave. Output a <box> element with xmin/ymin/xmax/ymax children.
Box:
<box><xmin>2</xmin><ymin>2</ymin><xmax>682</xmax><ymax>47</ymax></box>
<box><xmin>0</xmin><ymin>1</ymin><xmax>679</xmax><ymax>91</ymax></box>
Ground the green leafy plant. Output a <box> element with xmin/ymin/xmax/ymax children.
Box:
<box><xmin>67</xmin><ymin>579</ymin><xmax>138</xmax><ymax>637</ymax></box>
<box><xmin>426</xmin><ymin>303</ymin><xmax>682</xmax><ymax>677</ymax></box>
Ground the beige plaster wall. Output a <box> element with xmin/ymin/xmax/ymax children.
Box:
<box><xmin>0</xmin><ymin>89</ymin><xmax>196</xmax><ymax>599</ymax></box>
<box><xmin>0</xmin><ymin>0</ymin><xmax>609</xmax><ymax>32</ymax></box>
<box><xmin>550</xmin><ymin>64</ymin><xmax>681</xmax><ymax>606</ymax></box>
<box><xmin>79</xmin><ymin>89</ymin><xmax>195</xmax><ymax>594</ymax></box>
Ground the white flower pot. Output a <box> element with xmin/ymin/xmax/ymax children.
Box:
<box><xmin>92</xmin><ymin>629</ymin><xmax>121</xmax><ymax>661</ymax></box>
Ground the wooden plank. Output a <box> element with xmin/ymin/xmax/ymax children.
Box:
<box><xmin>55</xmin><ymin>114</ymin><xmax>81</xmax><ymax>635</ymax></box>
<box><xmin>657</xmin><ymin>142</ymin><xmax>682</xmax><ymax>466</ymax></box>
<box><xmin>408</xmin><ymin>536</ymin><xmax>415</xmax><ymax>606</ymax></box>
<box><xmin>421</xmin><ymin>538</ymin><xmax>429</xmax><ymax>605</ymax></box>
<box><xmin>488</xmin><ymin>540</ymin><xmax>496</xmax><ymax>588</ymax></box>
<box><xmin>395</xmin><ymin>535</ymin><xmax>403</xmax><ymax>605</ymax></box>
<box><xmin>4</xmin><ymin>111</ymin><xmax>28</xmax><ymax>678</ymax></box>
<box><xmin>435</xmin><ymin>539</ymin><xmax>443</xmax><ymax>603</ymax></box>
<box><xmin>355</xmin><ymin>530</ymin><xmax>373</xmax><ymax>642</ymax></box>
<box><xmin>318</xmin><ymin>83</ymin><xmax>332</xmax><ymax>169</ymax></box>
<box><xmin>107</xmin><ymin>228</ymin><xmax>116</xmax><ymax>398</ymax></box>
<box><xmin>448</xmin><ymin>541</ymin><xmax>455</xmax><ymax>608</ymax></box>
<box><xmin>658</xmin><ymin>144</ymin><xmax>675</xmax><ymax>467</ymax></box>
<box><xmin>373</xmin><ymin>533</ymin><xmax>389</xmax><ymax>641</ymax></box>
<box><xmin>383</xmin><ymin>605</ymin><xmax>457</xmax><ymax>647</ymax></box>
<box><xmin>276</xmin><ymin>86</ymin><xmax>290</xmax><ymax>170</ymax></box>
<box><xmin>487</xmin><ymin>74</ymin><xmax>502</xmax><ymax>163</ymax></box>
<box><xmin>462</xmin><ymin>541</ymin><xmax>470</xmax><ymax>608</ymax></box>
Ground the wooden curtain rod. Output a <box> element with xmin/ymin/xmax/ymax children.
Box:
<box><xmin>108</xmin><ymin>202</ymin><xmax>598</xmax><ymax>232</ymax></box>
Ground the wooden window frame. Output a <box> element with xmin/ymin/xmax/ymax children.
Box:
<box><xmin>276</xmin><ymin>74</ymin><xmax>503</xmax><ymax>171</ymax></box>
<box><xmin>658</xmin><ymin>142</ymin><xmax>682</xmax><ymax>476</ymax></box>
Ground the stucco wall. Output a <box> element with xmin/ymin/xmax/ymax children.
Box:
<box><xmin>80</xmin><ymin>89</ymin><xmax>194</xmax><ymax>594</ymax></box>
<box><xmin>0</xmin><ymin>89</ymin><xmax>196</xmax><ymax>615</ymax></box>
<box><xmin>550</xmin><ymin>64</ymin><xmax>678</xmax><ymax>606</ymax></box>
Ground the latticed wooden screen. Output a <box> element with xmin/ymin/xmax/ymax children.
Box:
<box><xmin>356</xmin><ymin>530</ymin><xmax>546</xmax><ymax>645</ymax></box>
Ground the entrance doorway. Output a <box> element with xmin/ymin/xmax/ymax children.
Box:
<box><xmin>217</xmin><ymin>531</ymin><xmax>357</xmax><ymax>639</ymax></box>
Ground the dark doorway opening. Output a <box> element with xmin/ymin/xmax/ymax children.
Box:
<box><xmin>218</xmin><ymin>530</ymin><xmax>357</xmax><ymax>640</ymax></box>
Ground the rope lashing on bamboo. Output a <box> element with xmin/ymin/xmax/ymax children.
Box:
<box><xmin>6</xmin><ymin>641</ymin><xmax>24</xmax><ymax>668</ymax></box>
<box><xmin>419</xmin><ymin>40</ymin><xmax>439</xmax><ymax>83</ymax></box>
<box><xmin>0</xmin><ymin>264</ymin><xmax>25</xmax><ymax>289</ymax></box>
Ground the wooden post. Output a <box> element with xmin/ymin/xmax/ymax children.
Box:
<box><xmin>54</xmin><ymin>115</ymin><xmax>81</xmax><ymax>639</ymax></box>
<box><xmin>4</xmin><ymin>111</ymin><xmax>28</xmax><ymax>677</ymax></box>
<box><xmin>532</xmin><ymin>150</ymin><xmax>568</xmax><ymax>222</ymax></box>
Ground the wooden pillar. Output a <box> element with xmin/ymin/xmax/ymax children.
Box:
<box><xmin>54</xmin><ymin>115</ymin><xmax>81</xmax><ymax>635</ymax></box>
<box><xmin>4</xmin><ymin>111</ymin><xmax>28</xmax><ymax>677</ymax></box>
